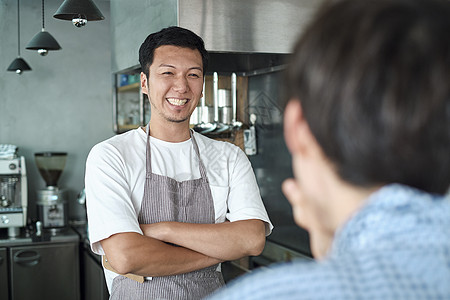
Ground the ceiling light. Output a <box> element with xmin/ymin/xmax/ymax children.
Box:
<box><xmin>7</xmin><ymin>57</ymin><xmax>32</xmax><ymax>75</ymax></box>
<box><xmin>7</xmin><ymin>0</ymin><xmax>31</xmax><ymax>74</ymax></box>
<box><xmin>53</xmin><ymin>0</ymin><xmax>105</xmax><ymax>28</ymax></box>
<box><xmin>26</xmin><ymin>0</ymin><xmax>61</xmax><ymax>56</ymax></box>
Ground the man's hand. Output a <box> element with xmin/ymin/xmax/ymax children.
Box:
<box><xmin>101</xmin><ymin>232</ymin><xmax>222</xmax><ymax>277</ymax></box>
<box><xmin>140</xmin><ymin>219</ymin><xmax>266</xmax><ymax>261</ymax></box>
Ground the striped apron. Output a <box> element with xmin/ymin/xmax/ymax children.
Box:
<box><xmin>109</xmin><ymin>126</ymin><xmax>225</xmax><ymax>300</ymax></box>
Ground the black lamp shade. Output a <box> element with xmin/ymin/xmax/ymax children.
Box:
<box><xmin>7</xmin><ymin>57</ymin><xmax>32</xmax><ymax>73</ymax></box>
<box><xmin>53</xmin><ymin>0</ymin><xmax>105</xmax><ymax>21</ymax></box>
<box><xmin>26</xmin><ymin>30</ymin><xmax>61</xmax><ymax>51</ymax></box>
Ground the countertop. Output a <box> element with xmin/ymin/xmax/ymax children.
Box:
<box><xmin>0</xmin><ymin>226</ymin><xmax>79</xmax><ymax>247</ymax></box>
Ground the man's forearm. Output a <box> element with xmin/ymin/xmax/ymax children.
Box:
<box><xmin>101</xmin><ymin>232</ymin><xmax>222</xmax><ymax>277</ymax></box>
<box><xmin>140</xmin><ymin>219</ymin><xmax>266</xmax><ymax>261</ymax></box>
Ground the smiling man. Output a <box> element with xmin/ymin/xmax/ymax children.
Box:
<box><xmin>85</xmin><ymin>27</ymin><xmax>272</xmax><ymax>300</ymax></box>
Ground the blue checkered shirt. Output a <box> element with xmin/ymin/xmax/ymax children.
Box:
<box><xmin>208</xmin><ymin>184</ymin><xmax>450</xmax><ymax>299</ymax></box>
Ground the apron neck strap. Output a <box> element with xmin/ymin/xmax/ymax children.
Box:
<box><xmin>145</xmin><ymin>123</ymin><xmax>152</xmax><ymax>175</ymax></box>
<box><xmin>190</xmin><ymin>129</ymin><xmax>208</xmax><ymax>181</ymax></box>
<box><xmin>145</xmin><ymin>124</ymin><xmax>208</xmax><ymax>181</ymax></box>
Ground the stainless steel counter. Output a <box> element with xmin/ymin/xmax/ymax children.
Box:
<box><xmin>0</xmin><ymin>226</ymin><xmax>79</xmax><ymax>247</ymax></box>
<box><xmin>0</xmin><ymin>226</ymin><xmax>81</xmax><ymax>300</ymax></box>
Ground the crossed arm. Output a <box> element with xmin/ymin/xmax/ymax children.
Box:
<box><xmin>100</xmin><ymin>219</ymin><xmax>266</xmax><ymax>277</ymax></box>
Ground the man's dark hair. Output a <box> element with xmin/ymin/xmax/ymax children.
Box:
<box><xmin>286</xmin><ymin>0</ymin><xmax>450</xmax><ymax>194</ymax></box>
<box><xmin>139</xmin><ymin>26</ymin><xmax>209</xmax><ymax>77</ymax></box>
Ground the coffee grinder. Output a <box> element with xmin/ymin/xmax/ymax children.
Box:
<box><xmin>35</xmin><ymin>152</ymin><xmax>68</xmax><ymax>233</ymax></box>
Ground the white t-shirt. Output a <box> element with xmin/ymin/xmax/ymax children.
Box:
<box><xmin>85</xmin><ymin>128</ymin><xmax>273</xmax><ymax>262</ymax></box>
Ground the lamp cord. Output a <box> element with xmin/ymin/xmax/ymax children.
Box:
<box><xmin>42</xmin><ymin>0</ymin><xmax>45</xmax><ymax>29</ymax></box>
<box><xmin>17</xmin><ymin>0</ymin><xmax>20</xmax><ymax>56</ymax></box>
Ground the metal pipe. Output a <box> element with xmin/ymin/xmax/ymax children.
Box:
<box><xmin>231</xmin><ymin>73</ymin><xmax>237</xmax><ymax>124</ymax></box>
<box><xmin>213</xmin><ymin>72</ymin><xmax>219</xmax><ymax>122</ymax></box>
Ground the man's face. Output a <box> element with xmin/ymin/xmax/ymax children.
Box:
<box><xmin>282</xmin><ymin>99</ymin><xmax>335</xmax><ymax>258</ymax></box>
<box><xmin>141</xmin><ymin>45</ymin><xmax>204</xmax><ymax>125</ymax></box>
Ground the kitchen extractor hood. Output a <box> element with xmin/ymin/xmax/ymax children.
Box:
<box><xmin>110</xmin><ymin>0</ymin><xmax>324</xmax><ymax>73</ymax></box>
<box><xmin>178</xmin><ymin>0</ymin><xmax>322</xmax><ymax>54</ymax></box>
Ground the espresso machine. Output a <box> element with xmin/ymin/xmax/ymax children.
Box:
<box><xmin>0</xmin><ymin>156</ymin><xmax>28</xmax><ymax>237</ymax></box>
<box><xmin>35</xmin><ymin>152</ymin><xmax>68</xmax><ymax>234</ymax></box>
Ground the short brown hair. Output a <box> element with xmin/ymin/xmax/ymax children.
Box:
<box><xmin>286</xmin><ymin>0</ymin><xmax>450</xmax><ymax>194</ymax></box>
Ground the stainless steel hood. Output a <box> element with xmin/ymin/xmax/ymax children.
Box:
<box><xmin>178</xmin><ymin>0</ymin><xmax>324</xmax><ymax>74</ymax></box>
<box><xmin>178</xmin><ymin>0</ymin><xmax>322</xmax><ymax>54</ymax></box>
<box><xmin>110</xmin><ymin>0</ymin><xmax>324</xmax><ymax>73</ymax></box>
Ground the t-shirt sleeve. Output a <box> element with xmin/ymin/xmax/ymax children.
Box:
<box><xmin>226</xmin><ymin>148</ymin><xmax>273</xmax><ymax>235</ymax></box>
<box><xmin>85</xmin><ymin>142</ymin><xmax>142</xmax><ymax>255</ymax></box>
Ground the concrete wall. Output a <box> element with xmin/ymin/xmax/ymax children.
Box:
<box><xmin>110</xmin><ymin>0</ymin><xmax>177</xmax><ymax>72</ymax></box>
<box><xmin>0</xmin><ymin>0</ymin><xmax>113</xmax><ymax>221</ymax></box>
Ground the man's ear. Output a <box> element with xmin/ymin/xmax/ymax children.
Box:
<box><xmin>284</xmin><ymin>99</ymin><xmax>317</xmax><ymax>156</ymax></box>
<box><xmin>140</xmin><ymin>72</ymin><xmax>149</xmax><ymax>95</ymax></box>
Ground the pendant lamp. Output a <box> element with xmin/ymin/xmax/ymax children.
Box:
<box><xmin>26</xmin><ymin>0</ymin><xmax>61</xmax><ymax>56</ymax></box>
<box><xmin>7</xmin><ymin>0</ymin><xmax>31</xmax><ymax>74</ymax></box>
<box><xmin>53</xmin><ymin>0</ymin><xmax>105</xmax><ymax>28</ymax></box>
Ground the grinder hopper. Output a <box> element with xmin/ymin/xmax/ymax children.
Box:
<box><xmin>35</xmin><ymin>152</ymin><xmax>67</xmax><ymax>187</ymax></box>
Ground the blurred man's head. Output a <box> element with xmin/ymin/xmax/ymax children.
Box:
<box><xmin>283</xmin><ymin>0</ymin><xmax>450</xmax><ymax>257</ymax></box>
